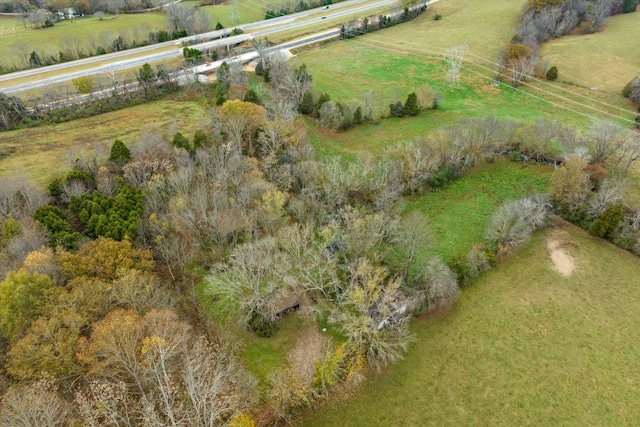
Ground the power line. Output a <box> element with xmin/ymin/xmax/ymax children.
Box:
<box><xmin>362</xmin><ymin>33</ymin><xmax>639</xmax><ymax>118</ymax></box>
<box><xmin>347</xmin><ymin>37</ymin><xmax>637</xmax><ymax>126</ymax></box>
<box><xmin>347</xmin><ymin>36</ymin><xmax>637</xmax><ymax>126</ymax></box>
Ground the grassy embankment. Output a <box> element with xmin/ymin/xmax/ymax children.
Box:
<box><xmin>298</xmin><ymin>221</ymin><xmax>640</xmax><ymax>426</ymax></box>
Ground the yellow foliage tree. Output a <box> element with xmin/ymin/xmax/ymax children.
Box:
<box><xmin>219</xmin><ymin>100</ymin><xmax>267</xmax><ymax>155</ymax></box>
<box><xmin>549</xmin><ymin>157</ymin><xmax>590</xmax><ymax>214</ymax></box>
<box><xmin>57</xmin><ymin>236</ymin><xmax>154</xmax><ymax>281</ymax></box>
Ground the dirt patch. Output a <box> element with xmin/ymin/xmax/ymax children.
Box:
<box><xmin>546</xmin><ymin>229</ymin><xmax>576</xmax><ymax>276</ymax></box>
<box><xmin>288</xmin><ymin>325</ymin><xmax>330</xmax><ymax>383</ymax></box>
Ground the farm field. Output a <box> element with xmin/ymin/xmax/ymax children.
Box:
<box><xmin>298</xmin><ymin>221</ymin><xmax>640</xmax><ymax>426</ymax></box>
<box><xmin>0</xmin><ymin>97</ymin><xmax>208</xmax><ymax>185</ymax></box>
<box><xmin>297</xmin><ymin>42</ymin><xmax>633</xmax><ymax>158</ymax></box>
<box><xmin>541</xmin><ymin>10</ymin><xmax>640</xmax><ymax>94</ymax></box>
<box><xmin>0</xmin><ymin>13</ymin><xmax>167</xmax><ymax>59</ymax></box>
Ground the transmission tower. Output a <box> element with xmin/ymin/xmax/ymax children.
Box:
<box><xmin>445</xmin><ymin>44</ymin><xmax>468</xmax><ymax>87</ymax></box>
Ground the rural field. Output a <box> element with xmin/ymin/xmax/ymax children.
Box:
<box><xmin>541</xmin><ymin>10</ymin><xmax>640</xmax><ymax>94</ymax></box>
<box><xmin>0</xmin><ymin>97</ymin><xmax>209</xmax><ymax>185</ymax></box>
<box><xmin>405</xmin><ymin>160</ymin><xmax>551</xmax><ymax>259</ymax></box>
<box><xmin>298</xmin><ymin>221</ymin><xmax>640</xmax><ymax>426</ymax></box>
<box><xmin>0</xmin><ymin>0</ymin><xmax>639</xmax><ymax>424</ymax></box>
<box><xmin>295</xmin><ymin>41</ymin><xmax>634</xmax><ymax>158</ymax></box>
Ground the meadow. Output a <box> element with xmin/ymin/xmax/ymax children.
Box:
<box><xmin>541</xmin><ymin>10</ymin><xmax>640</xmax><ymax>94</ymax></box>
<box><xmin>405</xmin><ymin>160</ymin><xmax>551</xmax><ymax>260</ymax></box>
<box><xmin>298</xmin><ymin>221</ymin><xmax>640</xmax><ymax>426</ymax></box>
<box><xmin>296</xmin><ymin>41</ymin><xmax>634</xmax><ymax>159</ymax></box>
<box><xmin>0</xmin><ymin>96</ymin><xmax>209</xmax><ymax>185</ymax></box>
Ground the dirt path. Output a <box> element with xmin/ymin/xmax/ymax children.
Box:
<box><xmin>288</xmin><ymin>325</ymin><xmax>329</xmax><ymax>382</ymax></box>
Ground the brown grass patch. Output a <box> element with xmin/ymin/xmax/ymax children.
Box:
<box><xmin>546</xmin><ymin>227</ymin><xmax>578</xmax><ymax>276</ymax></box>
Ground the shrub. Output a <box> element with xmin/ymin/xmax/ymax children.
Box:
<box><xmin>509</xmin><ymin>150</ymin><xmax>525</xmax><ymax>162</ymax></box>
<box><xmin>248</xmin><ymin>310</ymin><xmax>279</xmax><ymax>337</ymax></box>
<box><xmin>434</xmin><ymin>13</ymin><xmax>442</xmax><ymax>20</ymax></box>
<box><xmin>484</xmin><ymin>194</ymin><xmax>552</xmax><ymax>255</ymax></box>
<box><xmin>589</xmin><ymin>204</ymin><xmax>624</xmax><ymax>238</ymax></box>
<box><xmin>622</xmin><ymin>77</ymin><xmax>640</xmax><ymax>103</ymax></box>
<box><xmin>546</xmin><ymin>65</ymin><xmax>558</xmax><ymax>80</ymax></box>
<box><xmin>415</xmin><ymin>257</ymin><xmax>460</xmax><ymax>312</ymax></box>
<box><xmin>389</xmin><ymin>102</ymin><xmax>405</xmax><ymax>117</ymax></box>
<box><xmin>318</xmin><ymin>101</ymin><xmax>343</xmax><ymax>130</ymax></box>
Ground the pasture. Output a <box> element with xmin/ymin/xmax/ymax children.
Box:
<box><xmin>0</xmin><ymin>97</ymin><xmax>208</xmax><ymax>185</ymax></box>
<box><xmin>296</xmin><ymin>41</ymin><xmax>627</xmax><ymax>158</ymax></box>
<box><xmin>541</xmin><ymin>10</ymin><xmax>640</xmax><ymax>94</ymax></box>
<box><xmin>298</xmin><ymin>221</ymin><xmax>640</xmax><ymax>426</ymax></box>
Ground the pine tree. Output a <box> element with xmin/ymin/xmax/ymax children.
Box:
<box><xmin>299</xmin><ymin>90</ymin><xmax>315</xmax><ymax>115</ymax></box>
<box><xmin>546</xmin><ymin>65</ymin><xmax>558</xmax><ymax>80</ymax></box>
<box><xmin>404</xmin><ymin>92</ymin><xmax>420</xmax><ymax>116</ymax></box>
<box><xmin>108</xmin><ymin>139</ymin><xmax>131</xmax><ymax>166</ymax></box>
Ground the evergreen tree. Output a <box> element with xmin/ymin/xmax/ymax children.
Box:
<box><xmin>623</xmin><ymin>0</ymin><xmax>637</xmax><ymax>13</ymax></box>
<box><xmin>546</xmin><ymin>65</ymin><xmax>558</xmax><ymax>80</ymax></box>
<box><xmin>315</xmin><ymin>92</ymin><xmax>331</xmax><ymax>117</ymax></box>
<box><xmin>299</xmin><ymin>90</ymin><xmax>315</xmax><ymax>115</ymax></box>
<box><xmin>193</xmin><ymin>129</ymin><xmax>209</xmax><ymax>149</ymax></box>
<box><xmin>353</xmin><ymin>105</ymin><xmax>363</xmax><ymax>125</ymax></box>
<box><xmin>243</xmin><ymin>89</ymin><xmax>261</xmax><ymax>105</ymax></box>
<box><xmin>404</xmin><ymin>92</ymin><xmax>420</xmax><ymax>116</ymax></box>
<box><xmin>172</xmin><ymin>132</ymin><xmax>192</xmax><ymax>153</ymax></box>
<box><xmin>108</xmin><ymin>139</ymin><xmax>131</xmax><ymax>166</ymax></box>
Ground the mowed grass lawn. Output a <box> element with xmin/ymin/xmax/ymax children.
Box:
<box><xmin>541</xmin><ymin>10</ymin><xmax>640</xmax><ymax>94</ymax></box>
<box><xmin>0</xmin><ymin>97</ymin><xmax>208</xmax><ymax>186</ymax></box>
<box><xmin>299</xmin><ymin>222</ymin><xmax>640</xmax><ymax>426</ymax></box>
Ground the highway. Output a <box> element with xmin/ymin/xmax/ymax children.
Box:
<box><xmin>0</xmin><ymin>0</ymin><xmax>398</xmax><ymax>93</ymax></box>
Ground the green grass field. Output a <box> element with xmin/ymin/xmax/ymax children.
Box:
<box><xmin>0</xmin><ymin>0</ymin><xmax>286</xmax><ymax>68</ymax></box>
<box><xmin>406</xmin><ymin>160</ymin><xmax>551</xmax><ymax>260</ymax></box>
<box><xmin>0</xmin><ymin>13</ymin><xmax>167</xmax><ymax>63</ymax></box>
<box><xmin>295</xmin><ymin>43</ymin><xmax>589</xmax><ymax>157</ymax></box>
<box><xmin>298</xmin><ymin>222</ymin><xmax>640</xmax><ymax>426</ymax></box>
<box><xmin>541</xmin><ymin>10</ymin><xmax>640</xmax><ymax>94</ymax></box>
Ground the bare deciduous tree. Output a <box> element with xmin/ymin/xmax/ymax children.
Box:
<box><xmin>0</xmin><ymin>377</ymin><xmax>71</xmax><ymax>427</ymax></box>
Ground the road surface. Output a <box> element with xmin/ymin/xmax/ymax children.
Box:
<box><xmin>0</xmin><ymin>0</ymin><xmax>396</xmax><ymax>91</ymax></box>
